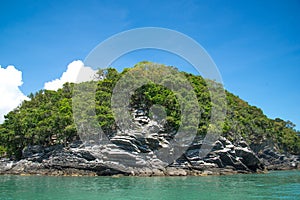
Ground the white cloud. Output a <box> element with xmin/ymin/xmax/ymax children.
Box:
<box><xmin>0</xmin><ymin>60</ymin><xmax>96</xmax><ymax>123</ymax></box>
<box><xmin>0</xmin><ymin>65</ymin><xmax>29</xmax><ymax>123</ymax></box>
<box><xmin>44</xmin><ymin>60</ymin><xmax>96</xmax><ymax>91</ymax></box>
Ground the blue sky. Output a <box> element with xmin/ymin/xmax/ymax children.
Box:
<box><xmin>0</xmin><ymin>0</ymin><xmax>299</xmax><ymax>129</ymax></box>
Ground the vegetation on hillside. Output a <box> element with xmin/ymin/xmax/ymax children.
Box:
<box><xmin>0</xmin><ymin>62</ymin><xmax>299</xmax><ymax>159</ymax></box>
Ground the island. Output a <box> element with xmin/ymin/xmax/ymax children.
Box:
<box><xmin>0</xmin><ymin>62</ymin><xmax>299</xmax><ymax>176</ymax></box>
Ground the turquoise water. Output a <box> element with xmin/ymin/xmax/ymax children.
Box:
<box><xmin>0</xmin><ymin>170</ymin><xmax>299</xmax><ymax>200</ymax></box>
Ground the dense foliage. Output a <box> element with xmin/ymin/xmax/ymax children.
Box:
<box><xmin>0</xmin><ymin>62</ymin><xmax>299</xmax><ymax>159</ymax></box>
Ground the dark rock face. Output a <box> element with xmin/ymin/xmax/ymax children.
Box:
<box><xmin>186</xmin><ymin>137</ymin><xmax>263</xmax><ymax>173</ymax></box>
<box><xmin>1</xmin><ymin>109</ymin><xmax>299</xmax><ymax>176</ymax></box>
<box><xmin>1</xmin><ymin>135</ymin><xmax>299</xmax><ymax>176</ymax></box>
<box><xmin>235</xmin><ymin>147</ymin><xmax>261</xmax><ymax>171</ymax></box>
<box><xmin>1</xmin><ymin>146</ymin><xmax>131</xmax><ymax>176</ymax></box>
<box><xmin>255</xmin><ymin>147</ymin><xmax>299</xmax><ymax>170</ymax></box>
<box><xmin>249</xmin><ymin>139</ymin><xmax>300</xmax><ymax>170</ymax></box>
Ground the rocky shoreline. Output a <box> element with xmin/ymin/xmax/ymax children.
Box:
<box><xmin>1</xmin><ymin>109</ymin><xmax>299</xmax><ymax>177</ymax></box>
<box><xmin>1</xmin><ymin>136</ymin><xmax>299</xmax><ymax>177</ymax></box>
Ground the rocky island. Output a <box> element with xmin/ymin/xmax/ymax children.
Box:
<box><xmin>0</xmin><ymin>62</ymin><xmax>299</xmax><ymax>176</ymax></box>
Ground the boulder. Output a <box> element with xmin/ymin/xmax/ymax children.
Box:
<box><xmin>235</xmin><ymin>147</ymin><xmax>261</xmax><ymax>171</ymax></box>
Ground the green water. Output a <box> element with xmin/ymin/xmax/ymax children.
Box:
<box><xmin>0</xmin><ymin>170</ymin><xmax>299</xmax><ymax>200</ymax></box>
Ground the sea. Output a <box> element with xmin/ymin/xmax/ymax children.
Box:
<box><xmin>0</xmin><ymin>170</ymin><xmax>299</xmax><ymax>200</ymax></box>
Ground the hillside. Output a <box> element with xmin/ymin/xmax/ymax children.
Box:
<box><xmin>0</xmin><ymin>62</ymin><xmax>299</xmax><ymax>175</ymax></box>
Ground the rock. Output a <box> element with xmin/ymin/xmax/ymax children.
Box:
<box><xmin>152</xmin><ymin>168</ymin><xmax>165</xmax><ymax>176</ymax></box>
<box><xmin>219</xmin><ymin>137</ymin><xmax>232</xmax><ymax>146</ymax></box>
<box><xmin>226</xmin><ymin>144</ymin><xmax>235</xmax><ymax>149</ymax></box>
<box><xmin>238</xmin><ymin>141</ymin><xmax>249</xmax><ymax>148</ymax></box>
<box><xmin>70</xmin><ymin>140</ymin><xmax>83</xmax><ymax>148</ymax></box>
<box><xmin>199</xmin><ymin>162</ymin><xmax>217</xmax><ymax>169</ymax></box>
<box><xmin>150</xmin><ymin>158</ymin><xmax>167</xmax><ymax>169</ymax></box>
<box><xmin>213</xmin><ymin>149</ymin><xmax>233</xmax><ymax>164</ymax></box>
<box><xmin>0</xmin><ymin>159</ymin><xmax>14</xmax><ymax>172</ymax></box>
<box><xmin>146</xmin><ymin>136</ymin><xmax>161</xmax><ymax>150</ymax></box>
<box><xmin>134</xmin><ymin>116</ymin><xmax>150</xmax><ymax>124</ymax></box>
<box><xmin>166</xmin><ymin>168</ymin><xmax>187</xmax><ymax>176</ymax></box>
<box><xmin>22</xmin><ymin>145</ymin><xmax>44</xmax><ymax>158</ymax></box>
<box><xmin>204</xmin><ymin>154</ymin><xmax>224</xmax><ymax>168</ymax></box>
<box><xmin>27</xmin><ymin>153</ymin><xmax>45</xmax><ymax>163</ymax></box>
<box><xmin>263</xmin><ymin>148</ymin><xmax>280</xmax><ymax>159</ymax></box>
<box><xmin>212</xmin><ymin>141</ymin><xmax>224</xmax><ymax>151</ymax></box>
<box><xmin>75</xmin><ymin>150</ymin><xmax>96</xmax><ymax>161</ymax></box>
<box><xmin>202</xmin><ymin>170</ymin><xmax>213</xmax><ymax>176</ymax></box>
<box><xmin>235</xmin><ymin>147</ymin><xmax>261</xmax><ymax>171</ymax></box>
<box><xmin>8</xmin><ymin>160</ymin><xmax>43</xmax><ymax>174</ymax></box>
<box><xmin>253</xmin><ymin>146</ymin><xmax>300</xmax><ymax>170</ymax></box>
<box><xmin>148</xmin><ymin>123</ymin><xmax>163</xmax><ymax>133</ymax></box>
<box><xmin>22</xmin><ymin>145</ymin><xmax>64</xmax><ymax>163</ymax></box>
<box><xmin>198</xmin><ymin>139</ymin><xmax>264</xmax><ymax>172</ymax></box>
<box><xmin>110</xmin><ymin>136</ymin><xmax>141</xmax><ymax>152</ymax></box>
<box><xmin>137</xmin><ymin>168</ymin><xmax>153</xmax><ymax>176</ymax></box>
<box><xmin>220</xmin><ymin>168</ymin><xmax>238</xmax><ymax>175</ymax></box>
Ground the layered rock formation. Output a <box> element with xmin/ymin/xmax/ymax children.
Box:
<box><xmin>0</xmin><ymin>109</ymin><xmax>299</xmax><ymax>176</ymax></box>
<box><xmin>1</xmin><ymin>136</ymin><xmax>298</xmax><ymax>176</ymax></box>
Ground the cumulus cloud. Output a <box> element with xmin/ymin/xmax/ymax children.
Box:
<box><xmin>0</xmin><ymin>60</ymin><xmax>96</xmax><ymax>123</ymax></box>
<box><xmin>0</xmin><ymin>65</ymin><xmax>29</xmax><ymax>123</ymax></box>
<box><xmin>44</xmin><ymin>60</ymin><xmax>96</xmax><ymax>90</ymax></box>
